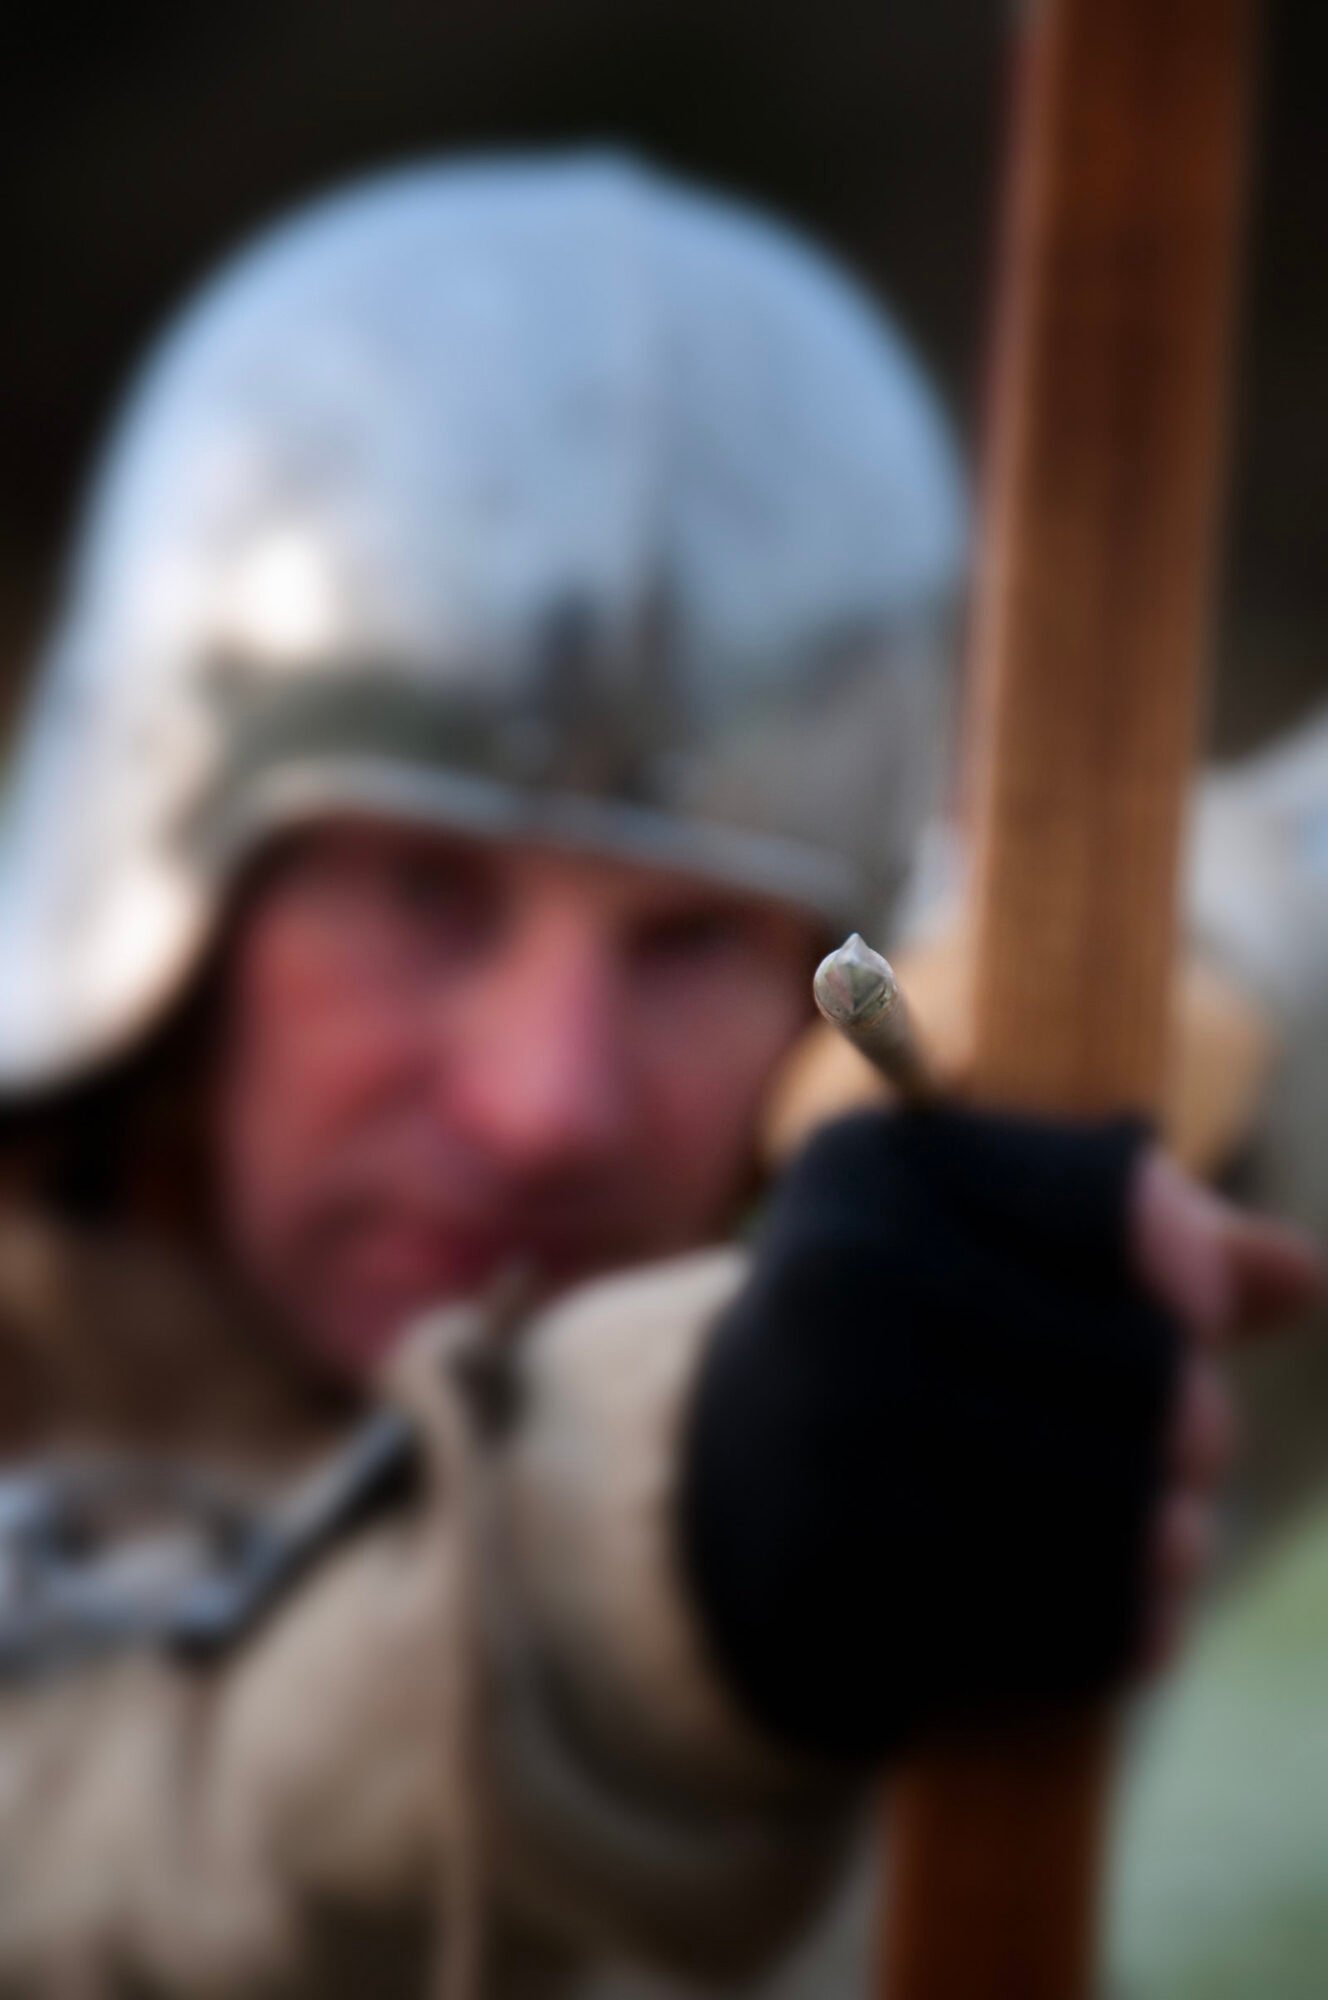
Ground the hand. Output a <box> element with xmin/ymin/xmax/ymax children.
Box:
<box><xmin>1131</xmin><ymin>1150</ymin><xmax>1323</xmax><ymax>1669</ymax></box>
<box><xmin>681</xmin><ymin>1109</ymin><xmax>1324</xmax><ymax>1763</ymax></box>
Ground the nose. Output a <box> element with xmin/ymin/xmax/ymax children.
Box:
<box><xmin>441</xmin><ymin>902</ymin><xmax>635</xmax><ymax>1176</ymax></box>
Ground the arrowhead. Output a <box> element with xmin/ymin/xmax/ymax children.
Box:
<box><xmin>813</xmin><ymin>932</ymin><xmax>897</xmax><ymax>1026</ymax></box>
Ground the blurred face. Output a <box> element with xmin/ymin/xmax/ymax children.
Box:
<box><xmin>210</xmin><ymin>821</ymin><xmax>820</xmax><ymax>1380</ymax></box>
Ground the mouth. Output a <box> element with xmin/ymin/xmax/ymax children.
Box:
<box><xmin>320</xmin><ymin>1203</ymin><xmax>635</xmax><ymax>1314</ymax></box>
<box><xmin>285</xmin><ymin>1196</ymin><xmax>678</xmax><ymax>1385</ymax></box>
<box><xmin>332</xmin><ymin>1219</ymin><xmax>517</xmax><ymax>1303</ymax></box>
<box><xmin>290</xmin><ymin>1178</ymin><xmax>652</xmax><ymax>1376</ymax></box>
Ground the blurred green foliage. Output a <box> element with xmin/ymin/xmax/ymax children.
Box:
<box><xmin>1111</xmin><ymin>1492</ymin><xmax>1328</xmax><ymax>1998</ymax></box>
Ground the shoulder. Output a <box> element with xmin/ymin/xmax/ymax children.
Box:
<box><xmin>516</xmin><ymin>1245</ymin><xmax>748</xmax><ymax>1435</ymax></box>
<box><xmin>494</xmin><ymin>1247</ymin><xmax>811</xmax><ymax>1795</ymax></box>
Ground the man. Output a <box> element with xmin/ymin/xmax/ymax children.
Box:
<box><xmin>0</xmin><ymin>155</ymin><xmax>1315</xmax><ymax>2000</ymax></box>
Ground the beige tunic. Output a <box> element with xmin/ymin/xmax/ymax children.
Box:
<box><xmin>0</xmin><ymin>1228</ymin><xmax>855</xmax><ymax>1999</ymax></box>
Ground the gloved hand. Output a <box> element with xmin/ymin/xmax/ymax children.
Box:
<box><xmin>680</xmin><ymin>1107</ymin><xmax>1321</xmax><ymax>1763</ymax></box>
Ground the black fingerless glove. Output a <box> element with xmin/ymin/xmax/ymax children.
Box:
<box><xmin>679</xmin><ymin>1108</ymin><xmax>1180</xmax><ymax>1763</ymax></box>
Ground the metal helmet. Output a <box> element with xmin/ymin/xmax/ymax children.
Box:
<box><xmin>0</xmin><ymin>152</ymin><xmax>966</xmax><ymax>1094</ymax></box>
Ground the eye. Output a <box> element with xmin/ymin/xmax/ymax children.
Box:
<box><xmin>383</xmin><ymin>849</ymin><xmax>495</xmax><ymax>951</ymax></box>
<box><xmin>632</xmin><ymin>906</ymin><xmax>751</xmax><ymax>972</ymax></box>
<box><xmin>388</xmin><ymin>853</ymin><xmax>466</xmax><ymax>917</ymax></box>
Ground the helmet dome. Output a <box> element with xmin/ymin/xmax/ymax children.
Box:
<box><xmin>0</xmin><ymin>151</ymin><xmax>965</xmax><ymax>1093</ymax></box>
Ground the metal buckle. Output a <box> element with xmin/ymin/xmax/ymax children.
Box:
<box><xmin>0</xmin><ymin>1408</ymin><xmax>417</xmax><ymax>1676</ymax></box>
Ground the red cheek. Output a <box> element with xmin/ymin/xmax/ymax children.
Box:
<box><xmin>214</xmin><ymin>919</ymin><xmax>411</xmax><ymax>1261</ymax></box>
<box><xmin>633</xmin><ymin>1060</ymin><xmax>773</xmax><ymax>1234</ymax></box>
<box><xmin>232</xmin><ymin>917</ymin><xmax>415</xmax><ymax>1108</ymax></box>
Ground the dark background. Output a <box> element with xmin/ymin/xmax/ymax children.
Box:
<box><xmin>1</xmin><ymin>1</ymin><xmax>1322</xmax><ymax>747</ymax></box>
